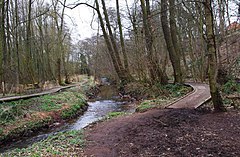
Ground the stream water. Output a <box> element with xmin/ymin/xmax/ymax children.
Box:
<box><xmin>0</xmin><ymin>85</ymin><xmax>136</xmax><ymax>153</ymax></box>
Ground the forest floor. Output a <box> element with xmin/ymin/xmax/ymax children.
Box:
<box><xmin>84</xmin><ymin>108</ymin><xmax>240</xmax><ymax>157</ymax></box>
<box><xmin>2</xmin><ymin>82</ymin><xmax>240</xmax><ymax>157</ymax></box>
<box><xmin>83</xmin><ymin>83</ymin><xmax>240</xmax><ymax>157</ymax></box>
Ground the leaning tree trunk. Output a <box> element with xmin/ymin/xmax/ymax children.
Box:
<box><xmin>97</xmin><ymin>0</ymin><xmax>131</xmax><ymax>84</ymax></box>
<box><xmin>169</xmin><ymin>0</ymin><xmax>183</xmax><ymax>83</ymax></box>
<box><xmin>204</xmin><ymin>0</ymin><xmax>226</xmax><ymax>112</ymax></box>
<box><xmin>116</xmin><ymin>0</ymin><xmax>130</xmax><ymax>74</ymax></box>
<box><xmin>161</xmin><ymin>0</ymin><xmax>182</xmax><ymax>84</ymax></box>
<box><xmin>140</xmin><ymin>0</ymin><xmax>167</xmax><ymax>84</ymax></box>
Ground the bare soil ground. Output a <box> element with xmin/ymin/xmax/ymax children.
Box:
<box><xmin>84</xmin><ymin>108</ymin><xmax>240</xmax><ymax>157</ymax></box>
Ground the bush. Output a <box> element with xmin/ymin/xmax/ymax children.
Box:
<box><xmin>156</xmin><ymin>83</ymin><xmax>191</xmax><ymax>98</ymax></box>
<box><xmin>222</xmin><ymin>80</ymin><xmax>240</xmax><ymax>94</ymax></box>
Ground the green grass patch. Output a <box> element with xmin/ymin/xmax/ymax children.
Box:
<box><xmin>137</xmin><ymin>102</ymin><xmax>153</xmax><ymax>112</ymax></box>
<box><xmin>106</xmin><ymin>111</ymin><xmax>126</xmax><ymax>119</ymax></box>
<box><xmin>2</xmin><ymin>130</ymin><xmax>85</xmax><ymax>157</ymax></box>
<box><xmin>61</xmin><ymin>103</ymin><xmax>85</xmax><ymax>119</ymax></box>
<box><xmin>136</xmin><ymin>98</ymin><xmax>171</xmax><ymax>112</ymax></box>
<box><xmin>0</xmin><ymin>92</ymin><xmax>87</xmax><ymax>126</ymax></box>
<box><xmin>156</xmin><ymin>83</ymin><xmax>191</xmax><ymax>98</ymax></box>
<box><xmin>135</xmin><ymin>84</ymin><xmax>191</xmax><ymax>112</ymax></box>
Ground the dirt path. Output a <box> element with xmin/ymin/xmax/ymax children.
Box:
<box><xmin>83</xmin><ymin>83</ymin><xmax>240</xmax><ymax>157</ymax></box>
<box><xmin>84</xmin><ymin>109</ymin><xmax>240</xmax><ymax>157</ymax></box>
<box><xmin>167</xmin><ymin>83</ymin><xmax>211</xmax><ymax>109</ymax></box>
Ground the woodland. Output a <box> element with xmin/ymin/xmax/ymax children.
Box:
<box><xmin>1</xmin><ymin>0</ymin><xmax>239</xmax><ymax>110</ymax></box>
<box><xmin>0</xmin><ymin>0</ymin><xmax>240</xmax><ymax>156</ymax></box>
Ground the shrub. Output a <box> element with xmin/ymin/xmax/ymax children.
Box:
<box><xmin>222</xmin><ymin>80</ymin><xmax>240</xmax><ymax>94</ymax></box>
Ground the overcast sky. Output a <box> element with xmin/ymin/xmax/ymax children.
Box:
<box><xmin>62</xmin><ymin>0</ymin><xmax>239</xmax><ymax>41</ymax></box>
<box><xmin>63</xmin><ymin>0</ymin><xmax>135</xmax><ymax>41</ymax></box>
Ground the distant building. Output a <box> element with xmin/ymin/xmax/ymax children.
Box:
<box><xmin>226</xmin><ymin>21</ymin><xmax>240</xmax><ymax>31</ymax></box>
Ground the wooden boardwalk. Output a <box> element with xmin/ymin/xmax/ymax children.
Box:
<box><xmin>167</xmin><ymin>82</ymin><xmax>211</xmax><ymax>109</ymax></box>
<box><xmin>0</xmin><ymin>84</ymin><xmax>80</xmax><ymax>103</ymax></box>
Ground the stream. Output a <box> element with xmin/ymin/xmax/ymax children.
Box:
<box><xmin>0</xmin><ymin>85</ymin><xmax>136</xmax><ymax>153</ymax></box>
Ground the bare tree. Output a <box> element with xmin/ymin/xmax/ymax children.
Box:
<box><xmin>140</xmin><ymin>0</ymin><xmax>167</xmax><ymax>84</ymax></box>
<box><xmin>161</xmin><ymin>0</ymin><xmax>182</xmax><ymax>83</ymax></box>
<box><xmin>204</xmin><ymin>0</ymin><xmax>226</xmax><ymax>112</ymax></box>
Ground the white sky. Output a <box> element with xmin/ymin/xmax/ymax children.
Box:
<box><xmin>64</xmin><ymin>0</ymin><xmax>97</xmax><ymax>40</ymax></box>
<box><xmin>62</xmin><ymin>0</ymin><xmax>239</xmax><ymax>41</ymax></box>
<box><xmin>64</xmin><ymin>0</ymin><xmax>135</xmax><ymax>41</ymax></box>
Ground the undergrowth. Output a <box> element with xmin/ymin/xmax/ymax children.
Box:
<box><xmin>0</xmin><ymin>75</ymin><xmax>94</xmax><ymax>146</ymax></box>
<box><xmin>2</xmin><ymin>130</ymin><xmax>85</xmax><ymax>157</ymax></box>
<box><xmin>222</xmin><ymin>80</ymin><xmax>240</xmax><ymax>94</ymax></box>
<box><xmin>125</xmin><ymin>82</ymin><xmax>191</xmax><ymax>100</ymax></box>
<box><xmin>0</xmin><ymin>92</ymin><xmax>86</xmax><ymax>126</ymax></box>
<box><xmin>106</xmin><ymin>111</ymin><xmax>127</xmax><ymax>119</ymax></box>
<box><xmin>133</xmin><ymin>83</ymin><xmax>192</xmax><ymax>112</ymax></box>
<box><xmin>221</xmin><ymin>80</ymin><xmax>240</xmax><ymax>109</ymax></box>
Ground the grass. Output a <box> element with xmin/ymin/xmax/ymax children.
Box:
<box><xmin>106</xmin><ymin>111</ymin><xmax>127</xmax><ymax>119</ymax></box>
<box><xmin>61</xmin><ymin>103</ymin><xmax>85</xmax><ymax>119</ymax></box>
<box><xmin>156</xmin><ymin>83</ymin><xmax>192</xmax><ymax>98</ymax></box>
<box><xmin>0</xmin><ymin>91</ymin><xmax>86</xmax><ymax>126</ymax></box>
<box><xmin>136</xmin><ymin>84</ymin><xmax>192</xmax><ymax>112</ymax></box>
<box><xmin>2</xmin><ymin>130</ymin><xmax>85</xmax><ymax>157</ymax></box>
<box><xmin>0</xmin><ymin>75</ymin><xmax>94</xmax><ymax>145</ymax></box>
<box><xmin>136</xmin><ymin>98</ymin><xmax>173</xmax><ymax>112</ymax></box>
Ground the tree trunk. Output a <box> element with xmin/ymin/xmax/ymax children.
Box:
<box><xmin>14</xmin><ymin>0</ymin><xmax>20</xmax><ymax>90</ymax></box>
<box><xmin>116</xmin><ymin>0</ymin><xmax>130</xmax><ymax>74</ymax></box>
<box><xmin>95</xmin><ymin>0</ymin><xmax>131</xmax><ymax>84</ymax></box>
<box><xmin>0</xmin><ymin>0</ymin><xmax>7</xmax><ymax>95</ymax></box>
<box><xmin>94</xmin><ymin>0</ymin><xmax>120</xmax><ymax>77</ymax></box>
<box><xmin>26</xmin><ymin>0</ymin><xmax>37</xmax><ymax>84</ymax></box>
<box><xmin>57</xmin><ymin>58</ymin><xmax>62</xmax><ymax>85</ymax></box>
<box><xmin>140</xmin><ymin>0</ymin><xmax>167</xmax><ymax>84</ymax></box>
<box><xmin>204</xmin><ymin>0</ymin><xmax>226</xmax><ymax>112</ymax></box>
<box><xmin>169</xmin><ymin>0</ymin><xmax>183</xmax><ymax>83</ymax></box>
<box><xmin>161</xmin><ymin>0</ymin><xmax>182</xmax><ymax>84</ymax></box>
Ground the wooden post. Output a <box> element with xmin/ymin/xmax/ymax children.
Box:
<box><xmin>2</xmin><ymin>81</ymin><xmax>5</xmax><ymax>96</ymax></box>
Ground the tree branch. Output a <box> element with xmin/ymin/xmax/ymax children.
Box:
<box><xmin>58</xmin><ymin>1</ymin><xmax>97</xmax><ymax>11</ymax></box>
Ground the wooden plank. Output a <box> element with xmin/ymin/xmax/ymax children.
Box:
<box><xmin>167</xmin><ymin>83</ymin><xmax>211</xmax><ymax>109</ymax></box>
<box><xmin>0</xmin><ymin>83</ymin><xmax>80</xmax><ymax>103</ymax></box>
